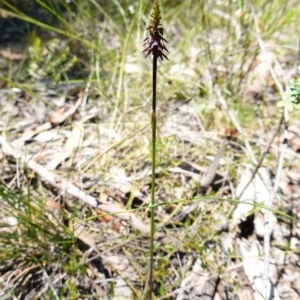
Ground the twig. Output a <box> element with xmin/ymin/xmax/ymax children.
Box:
<box><xmin>0</xmin><ymin>136</ymin><xmax>150</xmax><ymax>235</ymax></box>
<box><xmin>250</xmin><ymin>3</ymin><xmax>288</xmax><ymax>298</ymax></box>
<box><xmin>200</xmin><ymin>141</ymin><xmax>225</xmax><ymax>189</ymax></box>
<box><xmin>238</xmin><ymin>114</ymin><xmax>284</xmax><ymax>199</ymax></box>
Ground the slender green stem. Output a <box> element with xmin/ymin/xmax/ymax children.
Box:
<box><xmin>149</xmin><ymin>54</ymin><xmax>158</xmax><ymax>299</ymax></box>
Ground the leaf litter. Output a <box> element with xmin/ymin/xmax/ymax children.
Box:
<box><xmin>1</xmin><ymin>23</ymin><xmax>300</xmax><ymax>300</ymax></box>
<box><xmin>1</xmin><ymin>79</ymin><xmax>300</xmax><ymax>299</ymax></box>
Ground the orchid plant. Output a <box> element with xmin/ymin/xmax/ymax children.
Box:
<box><xmin>143</xmin><ymin>1</ymin><xmax>169</xmax><ymax>298</ymax></box>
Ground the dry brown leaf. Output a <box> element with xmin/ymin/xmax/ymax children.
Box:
<box><xmin>111</xmin><ymin>220</ymin><xmax>122</xmax><ymax>232</ymax></box>
<box><xmin>49</xmin><ymin>91</ymin><xmax>83</xmax><ymax>125</ymax></box>
<box><xmin>223</xmin><ymin>126</ymin><xmax>239</xmax><ymax>141</ymax></box>
<box><xmin>49</xmin><ymin>108</ymin><xmax>66</xmax><ymax>125</ymax></box>
<box><xmin>95</xmin><ymin>207</ymin><xmax>123</xmax><ymax>233</ymax></box>
<box><xmin>45</xmin><ymin>199</ymin><xmax>62</xmax><ymax>211</ymax></box>
<box><xmin>95</xmin><ymin>208</ymin><xmax>114</xmax><ymax>223</ymax></box>
<box><xmin>0</xmin><ymin>50</ymin><xmax>24</xmax><ymax>60</ymax></box>
<box><xmin>95</xmin><ymin>192</ymin><xmax>126</xmax><ymax>233</ymax></box>
<box><xmin>70</xmin><ymin>220</ymin><xmax>96</xmax><ymax>248</ymax></box>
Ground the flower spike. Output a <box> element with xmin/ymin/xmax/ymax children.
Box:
<box><xmin>143</xmin><ymin>0</ymin><xmax>169</xmax><ymax>61</ymax></box>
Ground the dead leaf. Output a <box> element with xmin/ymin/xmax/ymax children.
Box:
<box><xmin>70</xmin><ymin>220</ymin><xmax>96</xmax><ymax>248</ymax></box>
<box><xmin>46</xmin><ymin>120</ymin><xmax>84</xmax><ymax>170</ymax></box>
<box><xmin>45</xmin><ymin>199</ymin><xmax>62</xmax><ymax>211</ymax></box>
<box><xmin>233</xmin><ymin>165</ymin><xmax>271</xmax><ymax>224</ymax></box>
<box><xmin>49</xmin><ymin>108</ymin><xmax>66</xmax><ymax>125</ymax></box>
<box><xmin>238</xmin><ymin>238</ymin><xmax>279</xmax><ymax>300</ymax></box>
<box><xmin>95</xmin><ymin>208</ymin><xmax>114</xmax><ymax>223</ymax></box>
<box><xmin>49</xmin><ymin>91</ymin><xmax>83</xmax><ymax>125</ymax></box>
<box><xmin>112</xmin><ymin>220</ymin><xmax>122</xmax><ymax>232</ymax></box>
<box><xmin>0</xmin><ymin>50</ymin><xmax>24</xmax><ymax>60</ymax></box>
<box><xmin>200</xmin><ymin>142</ymin><xmax>225</xmax><ymax>189</ymax></box>
<box><xmin>102</xmin><ymin>255</ymin><xmax>139</xmax><ymax>300</ymax></box>
<box><xmin>33</xmin><ymin>128</ymin><xmax>61</xmax><ymax>142</ymax></box>
<box><xmin>107</xmin><ymin>166</ymin><xmax>132</xmax><ymax>194</ymax></box>
<box><xmin>11</xmin><ymin>122</ymin><xmax>52</xmax><ymax>148</ymax></box>
<box><xmin>0</xmin><ymin>136</ymin><xmax>151</xmax><ymax>235</ymax></box>
<box><xmin>223</xmin><ymin>127</ymin><xmax>239</xmax><ymax>141</ymax></box>
<box><xmin>64</xmin><ymin>121</ymin><xmax>84</xmax><ymax>152</ymax></box>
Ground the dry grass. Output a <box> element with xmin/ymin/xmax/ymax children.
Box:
<box><xmin>0</xmin><ymin>0</ymin><xmax>300</xmax><ymax>299</ymax></box>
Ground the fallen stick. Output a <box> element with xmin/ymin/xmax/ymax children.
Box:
<box><xmin>0</xmin><ymin>136</ymin><xmax>150</xmax><ymax>235</ymax></box>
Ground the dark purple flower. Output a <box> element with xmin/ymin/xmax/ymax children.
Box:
<box><xmin>143</xmin><ymin>26</ymin><xmax>169</xmax><ymax>61</ymax></box>
<box><xmin>143</xmin><ymin>0</ymin><xmax>169</xmax><ymax>62</ymax></box>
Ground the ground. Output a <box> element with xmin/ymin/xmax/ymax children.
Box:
<box><xmin>0</xmin><ymin>1</ymin><xmax>300</xmax><ymax>299</ymax></box>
